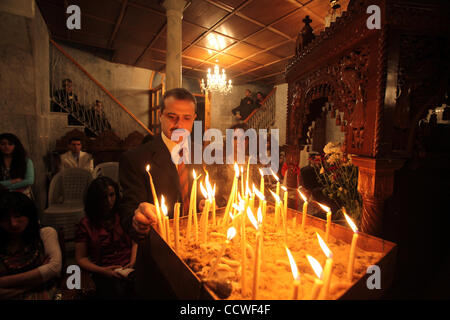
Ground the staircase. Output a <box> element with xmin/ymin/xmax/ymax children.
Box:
<box><xmin>243</xmin><ymin>87</ymin><xmax>277</xmax><ymax>130</ymax></box>
<box><xmin>49</xmin><ymin>40</ymin><xmax>152</xmax><ymax>139</ymax></box>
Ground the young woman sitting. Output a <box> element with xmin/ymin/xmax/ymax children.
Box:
<box><xmin>0</xmin><ymin>133</ymin><xmax>35</xmax><ymax>198</ymax></box>
<box><xmin>0</xmin><ymin>191</ymin><xmax>62</xmax><ymax>299</ymax></box>
<box><xmin>75</xmin><ymin>176</ymin><xmax>137</xmax><ymax>299</ymax></box>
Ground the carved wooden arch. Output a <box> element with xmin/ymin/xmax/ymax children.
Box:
<box><xmin>292</xmin><ymin>75</ymin><xmax>352</xmax><ymax>148</ymax></box>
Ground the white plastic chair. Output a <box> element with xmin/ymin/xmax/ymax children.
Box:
<box><xmin>43</xmin><ymin>168</ymin><xmax>93</xmax><ymax>246</ymax></box>
<box><xmin>93</xmin><ymin>162</ymin><xmax>119</xmax><ymax>183</ymax></box>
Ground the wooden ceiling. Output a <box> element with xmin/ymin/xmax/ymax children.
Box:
<box><xmin>36</xmin><ymin>0</ymin><xmax>349</xmax><ymax>86</ymax></box>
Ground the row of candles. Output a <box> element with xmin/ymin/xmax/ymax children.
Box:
<box><xmin>145</xmin><ymin>162</ymin><xmax>360</xmax><ymax>300</ymax></box>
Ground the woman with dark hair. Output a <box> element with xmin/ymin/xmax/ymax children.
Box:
<box><xmin>75</xmin><ymin>176</ymin><xmax>137</xmax><ymax>299</ymax></box>
<box><xmin>0</xmin><ymin>192</ymin><xmax>62</xmax><ymax>299</ymax></box>
<box><xmin>0</xmin><ymin>133</ymin><xmax>35</xmax><ymax>198</ymax></box>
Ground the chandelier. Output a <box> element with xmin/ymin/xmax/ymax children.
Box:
<box><xmin>201</xmin><ymin>65</ymin><xmax>232</xmax><ymax>94</ymax></box>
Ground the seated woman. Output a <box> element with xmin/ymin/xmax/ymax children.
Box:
<box><xmin>75</xmin><ymin>176</ymin><xmax>137</xmax><ymax>299</ymax></box>
<box><xmin>0</xmin><ymin>191</ymin><xmax>62</xmax><ymax>300</ymax></box>
<box><xmin>0</xmin><ymin>133</ymin><xmax>35</xmax><ymax>198</ymax></box>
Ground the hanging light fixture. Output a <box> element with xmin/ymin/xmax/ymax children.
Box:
<box><xmin>201</xmin><ymin>65</ymin><xmax>232</xmax><ymax>94</ymax></box>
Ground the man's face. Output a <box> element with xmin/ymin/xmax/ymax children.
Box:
<box><xmin>95</xmin><ymin>102</ymin><xmax>103</xmax><ymax>113</ymax></box>
<box><xmin>160</xmin><ymin>97</ymin><xmax>196</xmax><ymax>142</ymax></box>
<box><xmin>245</xmin><ymin>90</ymin><xmax>251</xmax><ymax>97</ymax></box>
<box><xmin>64</xmin><ymin>81</ymin><xmax>73</xmax><ymax>93</ymax></box>
<box><xmin>68</xmin><ymin>140</ymin><xmax>82</xmax><ymax>154</ymax></box>
<box><xmin>257</xmin><ymin>93</ymin><xmax>263</xmax><ymax>100</ymax></box>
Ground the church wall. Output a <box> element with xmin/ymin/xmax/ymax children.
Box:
<box><xmin>0</xmin><ymin>1</ymin><xmax>50</xmax><ymax>211</ymax></box>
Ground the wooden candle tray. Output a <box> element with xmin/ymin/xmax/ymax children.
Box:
<box><xmin>149</xmin><ymin>204</ymin><xmax>397</xmax><ymax>300</ymax></box>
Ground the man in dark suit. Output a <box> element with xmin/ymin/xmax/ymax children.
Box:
<box><xmin>232</xmin><ymin>89</ymin><xmax>254</xmax><ymax>120</ymax></box>
<box><xmin>118</xmin><ymin>88</ymin><xmax>201</xmax><ymax>299</ymax></box>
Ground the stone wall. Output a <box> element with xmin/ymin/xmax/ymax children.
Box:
<box><xmin>0</xmin><ymin>0</ymin><xmax>50</xmax><ymax>210</ymax></box>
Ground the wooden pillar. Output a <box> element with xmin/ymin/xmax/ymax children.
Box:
<box><xmin>352</xmin><ymin>156</ymin><xmax>404</xmax><ymax>237</ymax></box>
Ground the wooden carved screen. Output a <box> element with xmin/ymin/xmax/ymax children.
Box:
<box><xmin>285</xmin><ymin>0</ymin><xmax>450</xmax><ymax>236</ymax></box>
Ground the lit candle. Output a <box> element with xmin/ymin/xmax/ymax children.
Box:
<box><xmin>207</xmin><ymin>227</ymin><xmax>236</xmax><ymax>279</ymax></box>
<box><xmin>271</xmin><ymin>168</ymin><xmax>280</xmax><ymax>199</ymax></box>
<box><xmin>286</xmin><ymin>246</ymin><xmax>300</xmax><ymax>300</ymax></box>
<box><xmin>343</xmin><ymin>209</ymin><xmax>359</xmax><ymax>283</ymax></box>
<box><xmin>259</xmin><ymin>168</ymin><xmax>264</xmax><ymax>199</ymax></box>
<box><xmin>146</xmin><ymin>164</ymin><xmax>163</xmax><ymax>235</ymax></box>
<box><xmin>269</xmin><ymin>190</ymin><xmax>281</xmax><ymax>229</ymax></box>
<box><xmin>240</xmin><ymin>166</ymin><xmax>244</xmax><ymax>196</ymax></box>
<box><xmin>160</xmin><ymin>195</ymin><xmax>168</xmax><ymax>242</ymax></box>
<box><xmin>240</xmin><ymin>202</ymin><xmax>247</xmax><ymax>297</ymax></box>
<box><xmin>247</xmin><ymin>207</ymin><xmax>262</xmax><ymax>300</ymax></box>
<box><xmin>318</xmin><ymin>203</ymin><xmax>332</xmax><ymax>243</ymax></box>
<box><xmin>174</xmin><ymin>202</ymin><xmax>180</xmax><ymax>253</ymax></box>
<box><xmin>282</xmin><ymin>186</ymin><xmax>288</xmax><ymax>243</ymax></box>
<box><xmin>253</xmin><ymin>185</ymin><xmax>266</xmax><ymax>231</ymax></box>
<box><xmin>317</xmin><ymin>233</ymin><xmax>334</xmax><ymax>300</ymax></box>
<box><xmin>199</xmin><ymin>181</ymin><xmax>210</xmax><ymax>244</ymax></box>
<box><xmin>212</xmin><ymin>184</ymin><xmax>216</xmax><ymax>226</ymax></box>
<box><xmin>187</xmin><ymin>170</ymin><xmax>201</xmax><ymax>243</ymax></box>
<box><xmin>298</xmin><ymin>190</ymin><xmax>308</xmax><ymax>231</ymax></box>
<box><xmin>306</xmin><ymin>254</ymin><xmax>323</xmax><ymax>300</ymax></box>
<box><xmin>223</xmin><ymin>163</ymin><xmax>239</xmax><ymax>226</ymax></box>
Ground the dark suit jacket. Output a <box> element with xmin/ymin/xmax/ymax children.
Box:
<box><xmin>118</xmin><ymin>134</ymin><xmax>201</xmax><ymax>299</ymax></box>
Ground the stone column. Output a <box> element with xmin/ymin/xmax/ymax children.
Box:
<box><xmin>163</xmin><ymin>0</ymin><xmax>186</xmax><ymax>90</ymax></box>
<box><xmin>352</xmin><ymin>156</ymin><xmax>404</xmax><ymax>237</ymax></box>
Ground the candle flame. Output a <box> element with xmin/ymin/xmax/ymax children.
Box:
<box><xmin>343</xmin><ymin>208</ymin><xmax>358</xmax><ymax>233</ymax></box>
<box><xmin>317</xmin><ymin>202</ymin><xmax>330</xmax><ymax>213</ymax></box>
<box><xmin>199</xmin><ymin>181</ymin><xmax>208</xmax><ymax>199</ymax></box>
<box><xmin>259</xmin><ymin>168</ymin><xmax>264</xmax><ymax>176</ymax></box>
<box><xmin>253</xmin><ymin>185</ymin><xmax>265</xmax><ymax>200</ymax></box>
<box><xmin>269</xmin><ymin>189</ymin><xmax>281</xmax><ymax>203</ymax></box>
<box><xmin>161</xmin><ymin>195</ymin><xmax>168</xmax><ymax>217</ymax></box>
<box><xmin>285</xmin><ymin>247</ymin><xmax>299</xmax><ymax>281</ymax></box>
<box><xmin>281</xmin><ymin>186</ymin><xmax>287</xmax><ymax>192</ymax></box>
<box><xmin>192</xmin><ymin>169</ymin><xmax>197</xmax><ymax>180</ymax></box>
<box><xmin>247</xmin><ymin>207</ymin><xmax>258</xmax><ymax>230</ymax></box>
<box><xmin>234</xmin><ymin>163</ymin><xmax>239</xmax><ymax>177</ymax></box>
<box><xmin>306</xmin><ymin>254</ymin><xmax>323</xmax><ymax>279</ymax></box>
<box><xmin>212</xmin><ymin>184</ymin><xmax>216</xmax><ymax>197</ymax></box>
<box><xmin>257</xmin><ymin>206</ymin><xmax>263</xmax><ymax>224</ymax></box>
<box><xmin>205</xmin><ymin>175</ymin><xmax>213</xmax><ymax>198</ymax></box>
<box><xmin>270</xmin><ymin>168</ymin><xmax>279</xmax><ymax>182</ymax></box>
<box><xmin>316</xmin><ymin>232</ymin><xmax>332</xmax><ymax>258</ymax></box>
<box><xmin>297</xmin><ymin>189</ymin><xmax>307</xmax><ymax>202</ymax></box>
<box><xmin>227</xmin><ymin>227</ymin><xmax>237</xmax><ymax>240</ymax></box>
<box><xmin>146</xmin><ymin>164</ymin><xmax>150</xmax><ymax>172</ymax></box>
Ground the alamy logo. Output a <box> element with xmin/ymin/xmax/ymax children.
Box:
<box><xmin>169</xmin><ymin>121</ymin><xmax>279</xmax><ymax>175</ymax></box>
<box><xmin>366</xmin><ymin>265</ymin><xmax>381</xmax><ymax>289</ymax></box>
<box><xmin>66</xmin><ymin>265</ymin><xmax>81</xmax><ymax>289</ymax></box>
<box><xmin>66</xmin><ymin>5</ymin><xmax>81</xmax><ymax>30</ymax></box>
<box><xmin>366</xmin><ymin>5</ymin><xmax>381</xmax><ymax>30</ymax></box>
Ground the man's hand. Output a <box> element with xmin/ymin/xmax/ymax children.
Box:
<box><xmin>10</xmin><ymin>178</ymin><xmax>22</xmax><ymax>184</ymax></box>
<box><xmin>132</xmin><ymin>202</ymin><xmax>158</xmax><ymax>235</ymax></box>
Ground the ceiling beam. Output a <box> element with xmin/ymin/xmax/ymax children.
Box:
<box><xmin>134</xmin><ymin>22</ymin><xmax>167</xmax><ymax>66</ymax></box>
<box><xmin>181</xmin><ymin>0</ymin><xmax>255</xmax><ymax>54</ymax></box>
<box><xmin>186</xmin><ymin>0</ymin><xmax>309</xmax><ymax>74</ymax></box>
<box><xmin>232</xmin><ymin>55</ymin><xmax>294</xmax><ymax>78</ymax></box>
<box><xmin>108</xmin><ymin>0</ymin><xmax>128</xmax><ymax>49</ymax></box>
<box><xmin>287</xmin><ymin>0</ymin><xmax>325</xmax><ymax>25</ymax></box>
